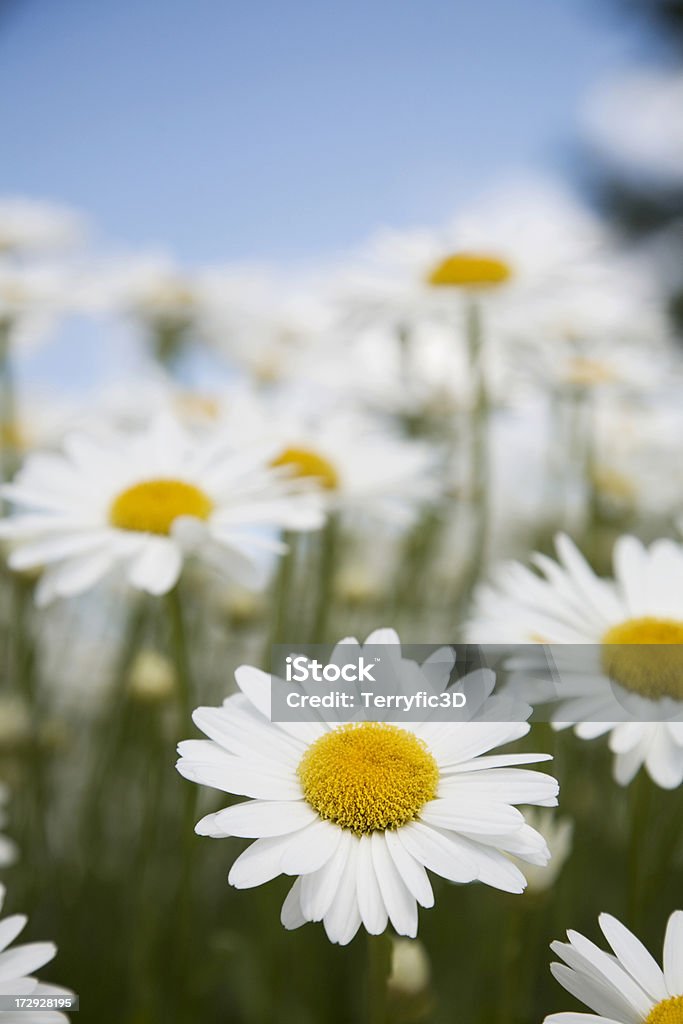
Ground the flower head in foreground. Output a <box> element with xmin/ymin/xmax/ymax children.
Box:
<box><xmin>0</xmin><ymin>882</ymin><xmax>72</xmax><ymax>1023</ymax></box>
<box><xmin>0</xmin><ymin>414</ymin><xmax>323</xmax><ymax>605</ymax></box>
<box><xmin>545</xmin><ymin>910</ymin><xmax>683</xmax><ymax>1024</ymax></box>
<box><xmin>177</xmin><ymin>629</ymin><xmax>557</xmax><ymax>945</ymax></box>
<box><xmin>467</xmin><ymin>533</ymin><xmax>683</xmax><ymax>788</ymax></box>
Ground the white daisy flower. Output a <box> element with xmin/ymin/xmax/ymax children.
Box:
<box><xmin>209</xmin><ymin>390</ymin><xmax>440</xmax><ymax>526</ymax></box>
<box><xmin>583</xmin><ymin>68</ymin><xmax>683</xmax><ymax>184</ymax></box>
<box><xmin>196</xmin><ymin>265</ymin><xmax>335</xmax><ymax>384</ymax></box>
<box><xmin>0</xmin><ymin>785</ymin><xmax>18</xmax><ymax>868</ymax></box>
<box><xmin>176</xmin><ymin>629</ymin><xmax>558</xmax><ymax>945</ymax></box>
<box><xmin>467</xmin><ymin>533</ymin><xmax>683</xmax><ymax>789</ymax></box>
<box><xmin>0</xmin><ymin>882</ymin><xmax>72</xmax><ymax>1023</ymax></box>
<box><xmin>545</xmin><ymin>909</ymin><xmax>683</xmax><ymax>1024</ymax></box>
<box><xmin>0</xmin><ymin>413</ymin><xmax>324</xmax><ymax>606</ymax></box>
<box><xmin>0</xmin><ymin>198</ymin><xmax>86</xmax><ymax>255</ymax></box>
<box><xmin>334</xmin><ymin>179</ymin><xmax>608</xmax><ymax>329</ymax></box>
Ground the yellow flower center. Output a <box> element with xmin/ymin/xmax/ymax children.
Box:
<box><xmin>173</xmin><ymin>392</ymin><xmax>221</xmax><ymax>422</ymax></box>
<box><xmin>565</xmin><ymin>356</ymin><xmax>615</xmax><ymax>387</ymax></box>
<box><xmin>601</xmin><ymin>617</ymin><xmax>683</xmax><ymax>700</ymax></box>
<box><xmin>591</xmin><ymin>467</ymin><xmax>637</xmax><ymax>503</ymax></box>
<box><xmin>645</xmin><ymin>996</ymin><xmax>683</xmax><ymax>1024</ymax></box>
<box><xmin>109</xmin><ymin>478</ymin><xmax>213</xmax><ymax>535</ymax></box>
<box><xmin>271</xmin><ymin>447</ymin><xmax>339</xmax><ymax>490</ymax></box>
<box><xmin>426</xmin><ymin>252</ymin><xmax>512</xmax><ymax>289</ymax></box>
<box><xmin>298</xmin><ymin>722</ymin><xmax>439</xmax><ymax>835</ymax></box>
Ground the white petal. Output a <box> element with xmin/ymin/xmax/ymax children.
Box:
<box><xmin>0</xmin><ymin>941</ymin><xmax>57</xmax><ymax>982</ymax></box>
<box><xmin>370</xmin><ymin>832</ymin><xmax>417</xmax><ymax>938</ymax></box>
<box><xmin>420</xmin><ymin>798</ymin><xmax>524</xmax><ymax>835</ymax></box>
<box><xmin>549</xmin><ymin>963</ymin><xmax>641</xmax><ymax>1024</ymax></box>
<box><xmin>664</xmin><ymin>911</ymin><xmax>683</xmax><ymax>995</ymax></box>
<box><xmin>279</xmin><ymin>818</ymin><xmax>342</xmax><ymax>875</ymax></box>
<box><xmin>0</xmin><ymin>916</ymin><xmax>27</xmax><ymax>954</ymax></box>
<box><xmin>562</xmin><ymin>932</ymin><xmax>652</xmax><ymax>1018</ymax></box>
<box><xmin>280</xmin><ymin>878</ymin><xmax>307</xmax><ymax>931</ymax></box>
<box><xmin>356</xmin><ymin>835</ymin><xmax>388</xmax><ymax>935</ymax></box>
<box><xmin>323</xmin><ymin>837</ymin><xmax>362</xmax><ymax>945</ymax></box>
<box><xmin>195</xmin><ymin>800</ymin><xmax>317</xmax><ymax>838</ymax></box>
<box><xmin>176</xmin><ymin>756</ymin><xmax>301</xmax><ymax>801</ymax></box>
<box><xmin>384</xmin><ymin>829</ymin><xmax>434</xmax><ymax>908</ymax></box>
<box><xmin>128</xmin><ymin>537</ymin><xmax>182</xmax><ymax>595</ymax></box>
<box><xmin>599</xmin><ymin>914</ymin><xmax>667</xmax><ymax>1003</ymax></box>
<box><xmin>228</xmin><ymin>834</ymin><xmax>297</xmax><ymax>888</ymax></box>
<box><xmin>300</xmin><ymin>833</ymin><xmax>352</xmax><ymax>921</ymax></box>
<box><xmin>396</xmin><ymin>821</ymin><xmax>479</xmax><ymax>883</ymax></box>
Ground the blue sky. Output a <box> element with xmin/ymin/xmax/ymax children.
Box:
<box><xmin>0</xmin><ymin>0</ymin><xmax>640</xmax><ymax>265</ymax></box>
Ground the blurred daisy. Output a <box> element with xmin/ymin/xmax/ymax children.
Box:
<box><xmin>583</xmin><ymin>69</ymin><xmax>683</xmax><ymax>184</ymax></box>
<box><xmin>177</xmin><ymin>628</ymin><xmax>557</xmax><ymax>945</ymax></box>
<box><xmin>0</xmin><ymin>262</ymin><xmax>82</xmax><ymax>355</ymax></box>
<box><xmin>467</xmin><ymin>533</ymin><xmax>683</xmax><ymax>788</ymax></box>
<box><xmin>546</xmin><ymin>909</ymin><xmax>683</xmax><ymax>1024</ymax></box>
<box><xmin>0</xmin><ymin>882</ymin><xmax>72</xmax><ymax>1023</ymax></box>
<box><xmin>0</xmin><ymin>414</ymin><xmax>323</xmax><ymax>605</ymax></box>
<box><xmin>335</xmin><ymin>180</ymin><xmax>608</xmax><ymax>327</ymax></box>
<box><xmin>196</xmin><ymin>265</ymin><xmax>335</xmax><ymax>384</ymax></box>
<box><xmin>519</xmin><ymin>809</ymin><xmax>572</xmax><ymax>894</ymax></box>
<box><xmin>212</xmin><ymin>391</ymin><xmax>440</xmax><ymax>525</ymax></box>
<box><xmin>0</xmin><ymin>784</ymin><xmax>18</xmax><ymax>867</ymax></box>
<box><xmin>97</xmin><ymin>253</ymin><xmax>201</xmax><ymax>333</ymax></box>
<box><xmin>0</xmin><ymin>197</ymin><xmax>86</xmax><ymax>255</ymax></box>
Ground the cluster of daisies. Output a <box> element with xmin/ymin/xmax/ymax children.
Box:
<box><xmin>2</xmin><ymin>192</ymin><xmax>683</xmax><ymax>1023</ymax></box>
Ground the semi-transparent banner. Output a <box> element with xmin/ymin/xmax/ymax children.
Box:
<box><xmin>269</xmin><ymin>643</ymin><xmax>683</xmax><ymax>723</ymax></box>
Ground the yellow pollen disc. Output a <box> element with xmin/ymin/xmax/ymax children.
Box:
<box><xmin>591</xmin><ymin>467</ymin><xmax>637</xmax><ymax>503</ymax></box>
<box><xmin>271</xmin><ymin>447</ymin><xmax>339</xmax><ymax>490</ymax></box>
<box><xmin>601</xmin><ymin>617</ymin><xmax>683</xmax><ymax>700</ymax></box>
<box><xmin>645</xmin><ymin>996</ymin><xmax>683</xmax><ymax>1024</ymax></box>
<box><xmin>298</xmin><ymin>722</ymin><xmax>439</xmax><ymax>835</ymax></box>
<box><xmin>426</xmin><ymin>251</ymin><xmax>512</xmax><ymax>289</ymax></box>
<box><xmin>565</xmin><ymin>356</ymin><xmax>615</xmax><ymax>387</ymax></box>
<box><xmin>174</xmin><ymin>392</ymin><xmax>221</xmax><ymax>422</ymax></box>
<box><xmin>109</xmin><ymin>478</ymin><xmax>213</xmax><ymax>535</ymax></box>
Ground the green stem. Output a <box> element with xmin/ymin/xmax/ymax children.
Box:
<box><xmin>263</xmin><ymin>530</ymin><xmax>298</xmax><ymax>670</ymax></box>
<box><xmin>79</xmin><ymin>598</ymin><xmax>148</xmax><ymax>854</ymax></box>
<box><xmin>166</xmin><ymin>581</ymin><xmax>199</xmax><ymax>1023</ymax></box>
<box><xmin>165</xmin><ymin>584</ymin><xmax>192</xmax><ymax>727</ymax></box>
<box><xmin>453</xmin><ymin>299</ymin><xmax>490</xmax><ymax>618</ymax></box>
<box><xmin>311</xmin><ymin>514</ymin><xmax>339</xmax><ymax>643</ymax></box>
<box><xmin>366</xmin><ymin>932</ymin><xmax>392</xmax><ymax>1024</ymax></box>
<box><xmin>627</xmin><ymin>769</ymin><xmax>651</xmax><ymax>929</ymax></box>
<box><xmin>0</xmin><ymin>319</ymin><xmax>18</xmax><ymax>489</ymax></box>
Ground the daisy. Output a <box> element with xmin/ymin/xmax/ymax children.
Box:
<box><xmin>583</xmin><ymin>68</ymin><xmax>683</xmax><ymax>184</ymax></box>
<box><xmin>334</xmin><ymin>179</ymin><xmax>609</xmax><ymax>330</ymax></box>
<box><xmin>0</xmin><ymin>413</ymin><xmax>324</xmax><ymax>606</ymax></box>
<box><xmin>0</xmin><ymin>882</ymin><xmax>72</xmax><ymax>1023</ymax></box>
<box><xmin>209</xmin><ymin>389</ymin><xmax>440</xmax><ymax>526</ymax></box>
<box><xmin>467</xmin><ymin>533</ymin><xmax>683</xmax><ymax>789</ymax></box>
<box><xmin>0</xmin><ymin>785</ymin><xmax>18</xmax><ymax>868</ymax></box>
<box><xmin>519</xmin><ymin>808</ymin><xmax>573</xmax><ymax>894</ymax></box>
<box><xmin>196</xmin><ymin>265</ymin><xmax>335</xmax><ymax>384</ymax></box>
<box><xmin>176</xmin><ymin>628</ymin><xmax>558</xmax><ymax>945</ymax></box>
<box><xmin>0</xmin><ymin>198</ymin><xmax>86</xmax><ymax>256</ymax></box>
<box><xmin>545</xmin><ymin>909</ymin><xmax>683</xmax><ymax>1024</ymax></box>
